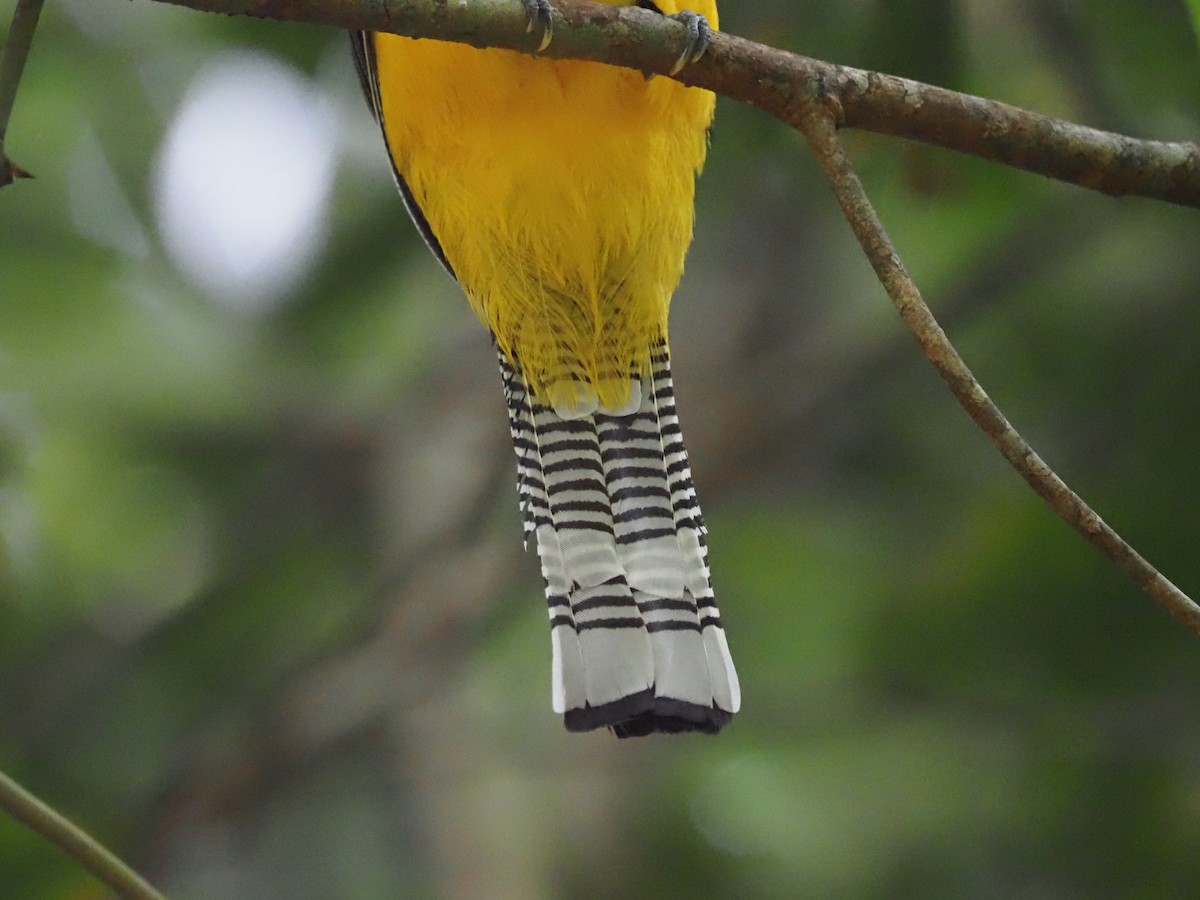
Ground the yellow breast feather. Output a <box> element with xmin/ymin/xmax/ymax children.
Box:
<box><xmin>372</xmin><ymin>1</ymin><xmax>717</xmax><ymax>412</ymax></box>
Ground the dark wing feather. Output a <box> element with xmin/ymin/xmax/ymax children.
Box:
<box><xmin>349</xmin><ymin>32</ymin><xmax>456</xmax><ymax>280</ymax></box>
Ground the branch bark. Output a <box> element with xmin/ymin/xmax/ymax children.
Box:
<box><xmin>138</xmin><ymin>0</ymin><xmax>1200</xmax><ymax>207</ymax></box>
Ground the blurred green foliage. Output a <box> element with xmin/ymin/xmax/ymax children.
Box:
<box><xmin>2</xmin><ymin>0</ymin><xmax>1199</xmax><ymax>897</ymax></box>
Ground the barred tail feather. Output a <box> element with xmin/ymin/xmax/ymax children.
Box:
<box><xmin>500</xmin><ymin>348</ymin><xmax>740</xmax><ymax>737</ymax></box>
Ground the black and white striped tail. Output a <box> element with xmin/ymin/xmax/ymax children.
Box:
<box><xmin>500</xmin><ymin>347</ymin><xmax>740</xmax><ymax>737</ymax></box>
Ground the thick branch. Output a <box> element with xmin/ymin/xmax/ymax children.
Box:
<box><xmin>141</xmin><ymin>0</ymin><xmax>1200</xmax><ymax>207</ymax></box>
<box><xmin>793</xmin><ymin>91</ymin><xmax>1200</xmax><ymax>639</ymax></box>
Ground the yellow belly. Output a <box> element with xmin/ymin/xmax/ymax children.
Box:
<box><xmin>372</xmin><ymin>0</ymin><xmax>718</xmax><ymax>411</ymax></box>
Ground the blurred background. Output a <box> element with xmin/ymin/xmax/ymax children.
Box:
<box><xmin>2</xmin><ymin>0</ymin><xmax>1199</xmax><ymax>896</ymax></box>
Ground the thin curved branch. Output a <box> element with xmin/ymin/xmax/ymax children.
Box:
<box><xmin>140</xmin><ymin>0</ymin><xmax>1200</xmax><ymax>207</ymax></box>
<box><xmin>0</xmin><ymin>767</ymin><xmax>167</xmax><ymax>900</ymax></box>
<box><xmin>791</xmin><ymin>87</ymin><xmax>1200</xmax><ymax>638</ymax></box>
<box><xmin>0</xmin><ymin>0</ymin><xmax>44</xmax><ymax>186</ymax></box>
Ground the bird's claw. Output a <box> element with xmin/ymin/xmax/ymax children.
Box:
<box><xmin>667</xmin><ymin>10</ymin><xmax>712</xmax><ymax>76</ymax></box>
<box><xmin>521</xmin><ymin>0</ymin><xmax>553</xmax><ymax>52</ymax></box>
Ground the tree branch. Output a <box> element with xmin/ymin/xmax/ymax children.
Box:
<box><xmin>0</xmin><ymin>767</ymin><xmax>167</xmax><ymax>900</ymax></box>
<box><xmin>791</xmin><ymin>86</ymin><xmax>1200</xmax><ymax>639</ymax></box>
<box><xmin>0</xmin><ymin>0</ymin><xmax>44</xmax><ymax>186</ymax></box>
<box><xmin>139</xmin><ymin>0</ymin><xmax>1200</xmax><ymax>207</ymax></box>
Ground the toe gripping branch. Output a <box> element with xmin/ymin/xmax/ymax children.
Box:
<box><xmin>521</xmin><ymin>0</ymin><xmax>554</xmax><ymax>52</ymax></box>
<box><xmin>521</xmin><ymin>0</ymin><xmax>709</xmax><ymax>75</ymax></box>
<box><xmin>635</xmin><ymin>3</ymin><xmax>712</xmax><ymax>75</ymax></box>
<box><xmin>666</xmin><ymin>9</ymin><xmax>712</xmax><ymax>75</ymax></box>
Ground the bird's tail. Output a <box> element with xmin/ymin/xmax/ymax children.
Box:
<box><xmin>499</xmin><ymin>345</ymin><xmax>740</xmax><ymax>737</ymax></box>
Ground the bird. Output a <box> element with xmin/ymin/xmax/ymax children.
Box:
<box><xmin>351</xmin><ymin>0</ymin><xmax>739</xmax><ymax>737</ymax></box>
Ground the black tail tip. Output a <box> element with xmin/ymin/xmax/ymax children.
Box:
<box><xmin>564</xmin><ymin>689</ymin><xmax>733</xmax><ymax>738</ymax></box>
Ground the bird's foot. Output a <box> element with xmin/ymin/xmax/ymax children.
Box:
<box><xmin>521</xmin><ymin>0</ymin><xmax>553</xmax><ymax>52</ymax></box>
<box><xmin>666</xmin><ymin>9</ymin><xmax>712</xmax><ymax>75</ymax></box>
